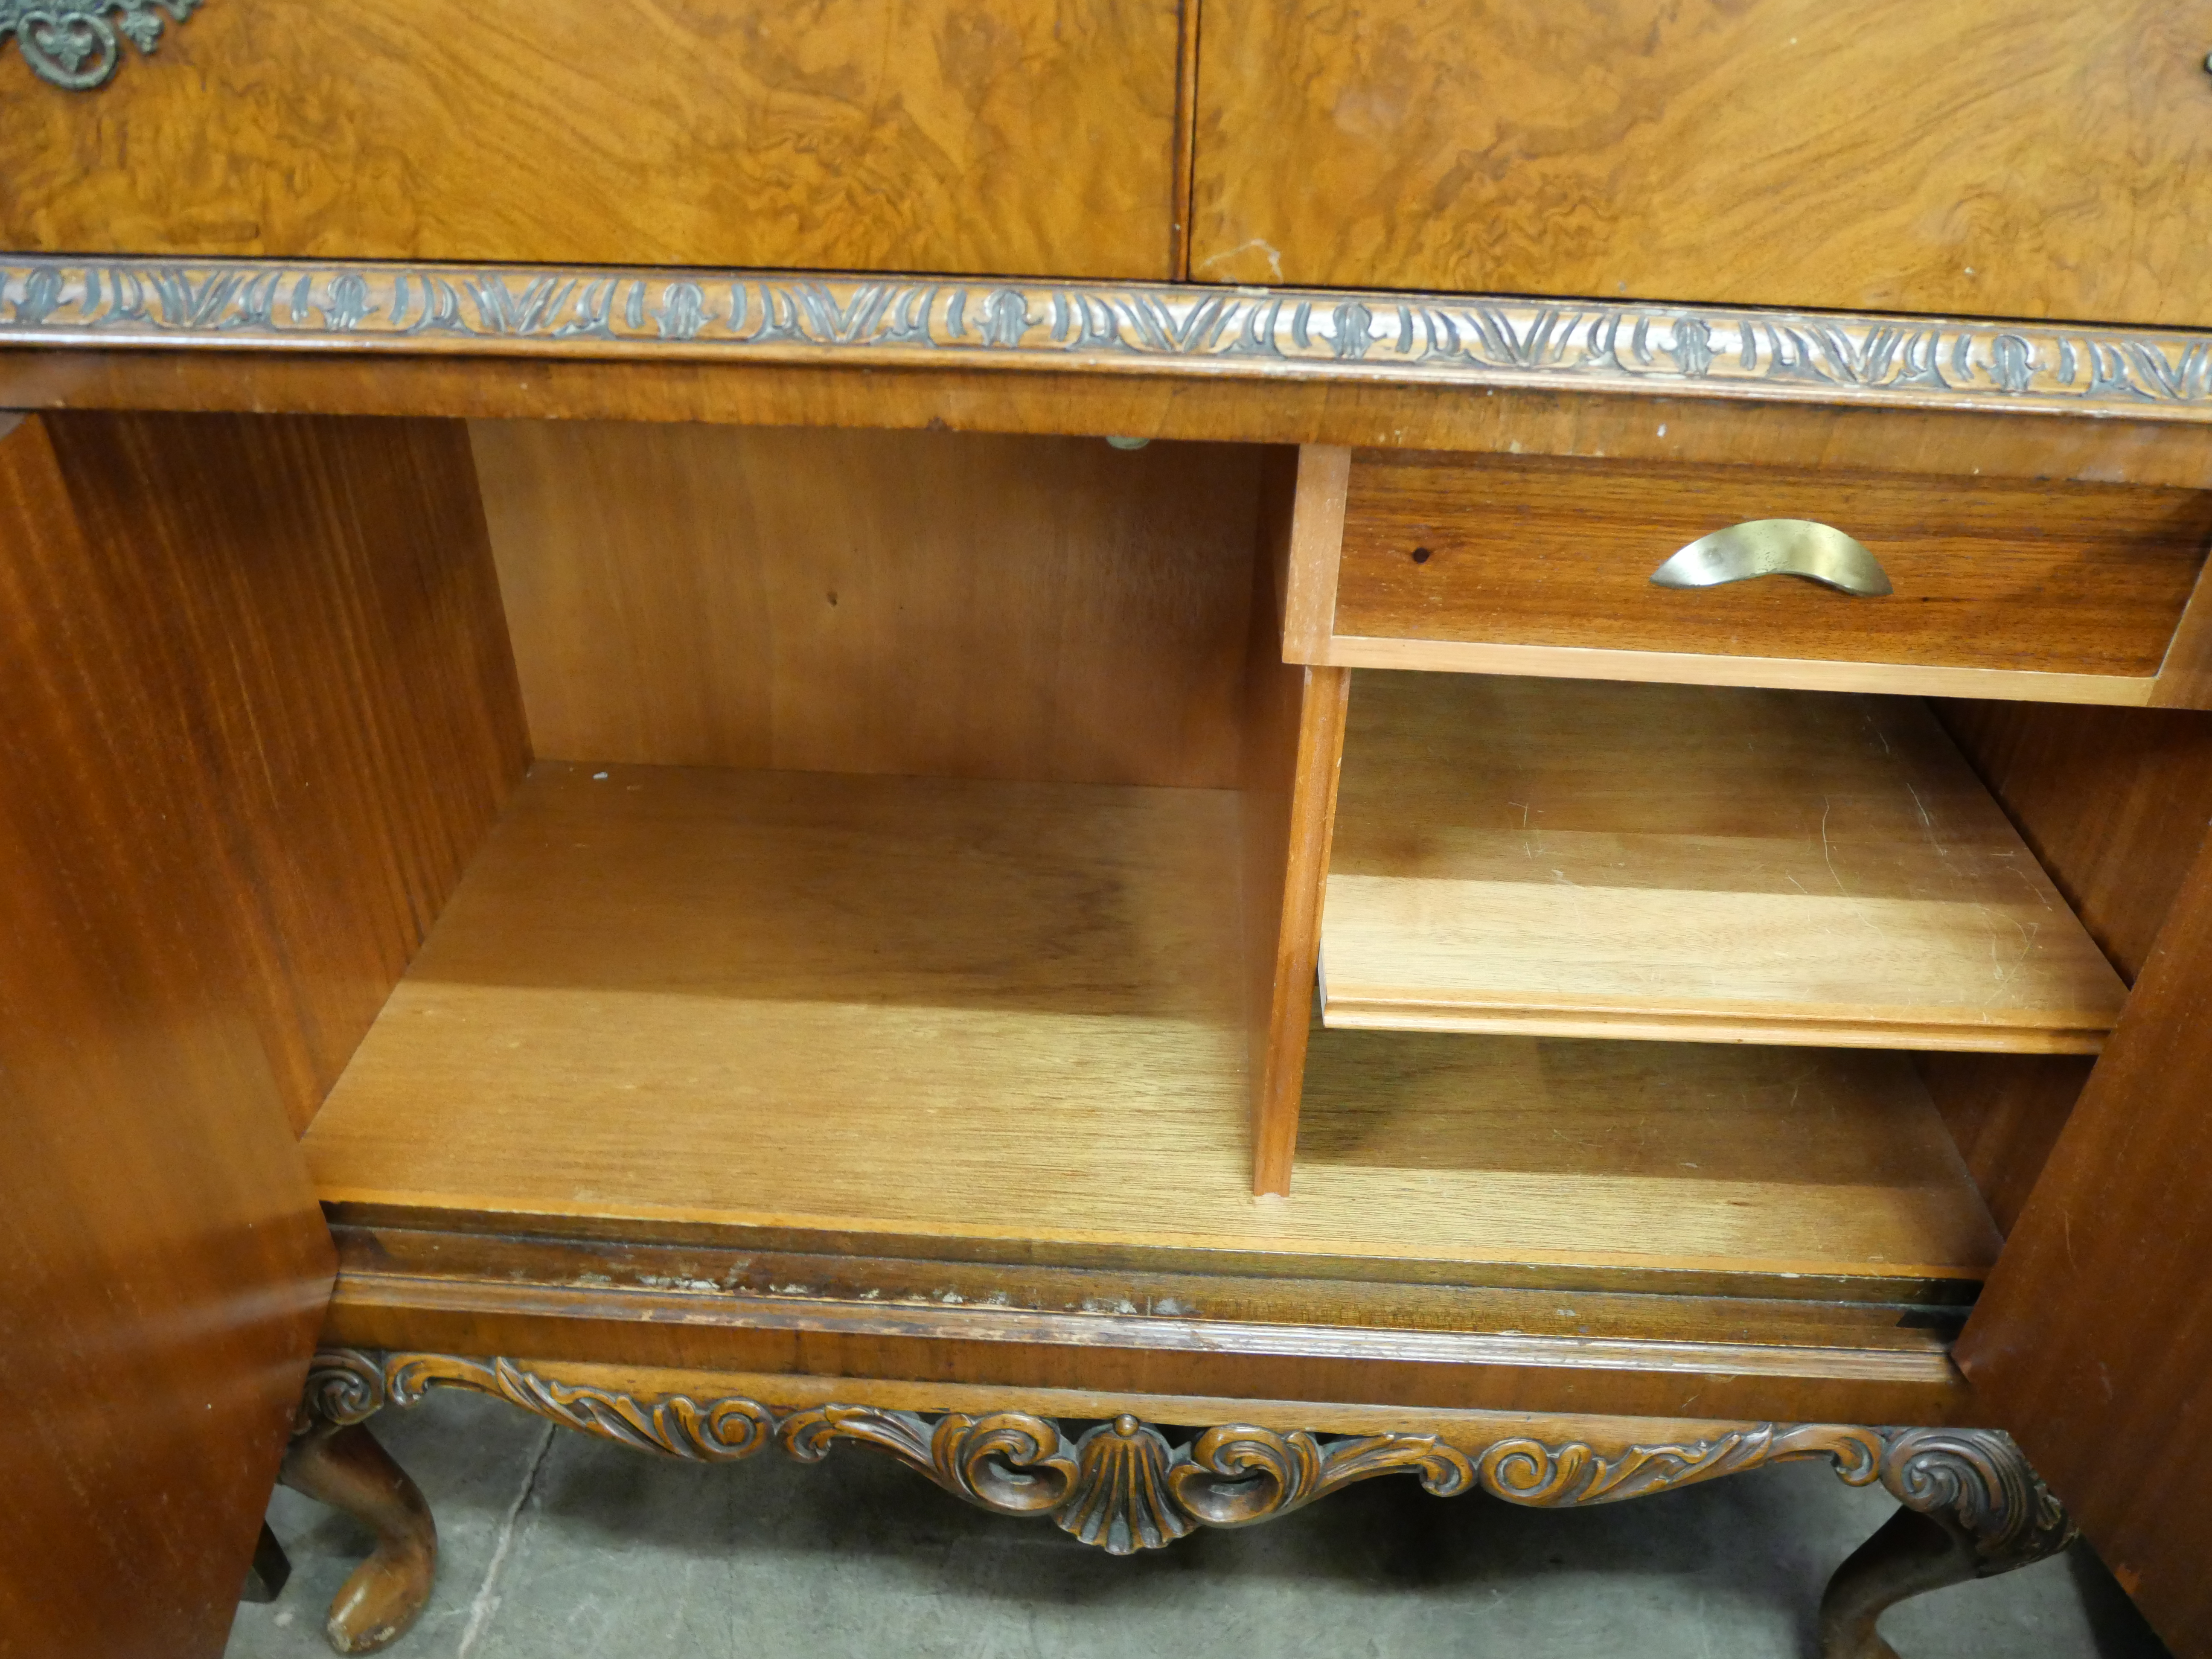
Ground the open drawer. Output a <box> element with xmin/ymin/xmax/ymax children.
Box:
<box><xmin>1279</xmin><ymin>445</ymin><xmax>2212</xmax><ymax>707</ymax></box>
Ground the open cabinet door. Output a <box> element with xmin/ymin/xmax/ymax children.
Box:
<box><xmin>1957</xmin><ymin>826</ymin><xmax>2212</xmax><ymax>1656</ymax></box>
<box><xmin>0</xmin><ymin>402</ymin><xmax>524</xmax><ymax>1656</ymax></box>
<box><xmin>0</xmin><ymin>413</ymin><xmax>335</xmax><ymax>1655</ymax></box>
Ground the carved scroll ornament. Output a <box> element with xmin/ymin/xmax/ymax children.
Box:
<box><xmin>307</xmin><ymin>1350</ymin><xmax>2071</xmax><ymax>1569</ymax></box>
<box><xmin>1</xmin><ymin>0</ymin><xmax>197</xmax><ymax>89</ymax></box>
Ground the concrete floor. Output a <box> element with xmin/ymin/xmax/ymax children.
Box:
<box><xmin>229</xmin><ymin>1391</ymin><xmax>2169</xmax><ymax>1659</ymax></box>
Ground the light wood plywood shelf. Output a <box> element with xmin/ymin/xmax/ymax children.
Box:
<box><xmin>1321</xmin><ymin>674</ymin><xmax>2129</xmax><ymax>1052</ymax></box>
<box><xmin>305</xmin><ymin>760</ymin><xmax>2000</xmax><ymax>1293</ymax></box>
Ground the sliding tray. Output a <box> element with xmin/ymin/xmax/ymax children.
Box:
<box><xmin>1320</xmin><ymin>673</ymin><xmax>2127</xmax><ymax>1051</ymax></box>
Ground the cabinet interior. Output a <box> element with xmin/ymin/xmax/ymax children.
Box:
<box><xmin>35</xmin><ymin>408</ymin><xmax>2212</xmax><ymax>1330</ymax></box>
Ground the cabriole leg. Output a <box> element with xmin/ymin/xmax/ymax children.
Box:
<box><xmin>1818</xmin><ymin>1428</ymin><xmax>2075</xmax><ymax>1659</ymax></box>
<box><xmin>282</xmin><ymin>1352</ymin><xmax>437</xmax><ymax>1655</ymax></box>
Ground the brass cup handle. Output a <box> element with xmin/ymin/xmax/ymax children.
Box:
<box><xmin>1648</xmin><ymin>519</ymin><xmax>1893</xmax><ymax>597</ymax></box>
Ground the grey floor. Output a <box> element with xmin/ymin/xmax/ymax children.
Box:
<box><xmin>228</xmin><ymin>1391</ymin><xmax>2169</xmax><ymax>1659</ymax></box>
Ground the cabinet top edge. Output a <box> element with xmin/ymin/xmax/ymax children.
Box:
<box><xmin>4</xmin><ymin>258</ymin><xmax>2209</xmax><ymax>426</ymax></box>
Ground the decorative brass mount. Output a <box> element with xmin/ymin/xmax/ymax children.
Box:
<box><xmin>1</xmin><ymin>0</ymin><xmax>198</xmax><ymax>90</ymax></box>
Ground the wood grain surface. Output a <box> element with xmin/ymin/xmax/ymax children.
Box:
<box><xmin>1247</xmin><ymin>664</ymin><xmax>1349</xmax><ymax>1196</ymax></box>
<box><xmin>1241</xmin><ymin>451</ymin><xmax>1351</xmax><ymax>1196</ymax></box>
<box><xmin>1323</xmin><ymin>674</ymin><xmax>2126</xmax><ymax>1050</ymax></box>
<box><xmin>1957</xmin><ymin>830</ymin><xmax>2212</xmax><ymax>1656</ymax></box>
<box><xmin>1279</xmin><ymin>445</ymin><xmax>1350</xmax><ymax>661</ymax></box>
<box><xmin>15</xmin><ymin>349</ymin><xmax>2212</xmax><ymax>489</ymax></box>
<box><xmin>473</xmin><ymin>421</ymin><xmax>1261</xmax><ymax>789</ymax></box>
<box><xmin>304</xmin><ymin>760</ymin><xmax>2001</xmax><ymax>1289</ymax></box>
<box><xmin>1917</xmin><ymin>699</ymin><xmax>2212</xmax><ymax>1218</ymax></box>
<box><xmin>0</xmin><ymin>416</ymin><xmax>334</xmax><ymax>1659</ymax></box>
<box><xmin>0</xmin><ymin>1</ymin><xmax>1181</xmax><ymax>279</ymax></box>
<box><xmin>1935</xmin><ymin>700</ymin><xmax>2212</xmax><ymax>984</ymax></box>
<box><xmin>1913</xmin><ymin>1053</ymin><xmax>2095</xmax><ymax>1236</ymax></box>
<box><xmin>47</xmin><ymin>413</ymin><xmax>530</xmax><ymax>1131</ymax></box>
<box><xmin>1191</xmin><ymin>0</ymin><xmax>2212</xmax><ymax>326</ymax></box>
<box><xmin>1331</xmin><ymin>451</ymin><xmax>2212</xmax><ymax>683</ymax></box>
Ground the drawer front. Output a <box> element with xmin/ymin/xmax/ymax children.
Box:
<box><xmin>1313</xmin><ymin>449</ymin><xmax>2212</xmax><ymax>699</ymax></box>
<box><xmin>0</xmin><ymin>1</ymin><xmax>1179</xmax><ymax>280</ymax></box>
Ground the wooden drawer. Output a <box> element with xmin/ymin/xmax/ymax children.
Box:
<box><xmin>0</xmin><ymin>0</ymin><xmax>1179</xmax><ymax>279</ymax></box>
<box><xmin>1281</xmin><ymin>447</ymin><xmax>2212</xmax><ymax>705</ymax></box>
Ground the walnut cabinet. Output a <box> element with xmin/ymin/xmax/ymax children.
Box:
<box><xmin>9</xmin><ymin>6</ymin><xmax>2212</xmax><ymax>1659</ymax></box>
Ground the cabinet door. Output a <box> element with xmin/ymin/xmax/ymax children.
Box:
<box><xmin>0</xmin><ymin>0</ymin><xmax>1182</xmax><ymax>280</ymax></box>
<box><xmin>1956</xmin><ymin>830</ymin><xmax>2212</xmax><ymax>1655</ymax></box>
<box><xmin>0</xmin><ymin>416</ymin><xmax>335</xmax><ymax>1658</ymax></box>
<box><xmin>1191</xmin><ymin>0</ymin><xmax>2212</xmax><ymax>326</ymax></box>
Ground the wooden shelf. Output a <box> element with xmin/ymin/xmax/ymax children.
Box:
<box><xmin>1321</xmin><ymin>674</ymin><xmax>2129</xmax><ymax>1052</ymax></box>
<box><xmin>305</xmin><ymin>760</ymin><xmax>2000</xmax><ymax>1294</ymax></box>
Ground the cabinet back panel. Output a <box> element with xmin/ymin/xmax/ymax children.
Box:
<box><xmin>0</xmin><ymin>0</ymin><xmax>1179</xmax><ymax>280</ymax></box>
<box><xmin>474</xmin><ymin>422</ymin><xmax>1265</xmax><ymax>790</ymax></box>
<box><xmin>1936</xmin><ymin>701</ymin><xmax>2212</xmax><ymax>985</ymax></box>
<box><xmin>48</xmin><ymin>412</ymin><xmax>530</xmax><ymax>1132</ymax></box>
<box><xmin>1918</xmin><ymin>700</ymin><xmax>2212</xmax><ymax>1229</ymax></box>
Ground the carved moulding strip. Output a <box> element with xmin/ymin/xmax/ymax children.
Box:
<box><xmin>0</xmin><ymin>0</ymin><xmax>197</xmax><ymax>90</ymax></box>
<box><xmin>310</xmin><ymin>1350</ymin><xmax>2072</xmax><ymax>1566</ymax></box>
<box><xmin>3</xmin><ymin>257</ymin><xmax>2211</xmax><ymax>422</ymax></box>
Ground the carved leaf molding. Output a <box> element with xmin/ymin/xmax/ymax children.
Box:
<box><xmin>312</xmin><ymin>1351</ymin><xmax>2064</xmax><ymax>1563</ymax></box>
<box><xmin>3</xmin><ymin>257</ymin><xmax>2211</xmax><ymax>423</ymax></box>
<box><xmin>0</xmin><ymin>0</ymin><xmax>197</xmax><ymax>89</ymax></box>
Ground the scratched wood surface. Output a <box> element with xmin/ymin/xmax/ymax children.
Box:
<box><xmin>473</xmin><ymin>422</ymin><xmax>1262</xmax><ymax>789</ymax></box>
<box><xmin>1322</xmin><ymin>673</ymin><xmax>2127</xmax><ymax>1051</ymax></box>
<box><xmin>304</xmin><ymin>760</ymin><xmax>2001</xmax><ymax>1289</ymax></box>
<box><xmin>0</xmin><ymin>0</ymin><xmax>1181</xmax><ymax>279</ymax></box>
<box><xmin>1191</xmin><ymin>0</ymin><xmax>2212</xmax><ymax>326</ymax></box>
<box><xmin>16</xmin><ymin>349</ymin><xmax>2212</xmax><ymax>486</ymax></box>
<box><xmin>322</xmin><ymin>1219</ymin><xmax>1984</xmax><ymax>1426</ymax></box>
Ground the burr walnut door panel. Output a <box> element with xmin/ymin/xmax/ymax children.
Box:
<box><xmin>1191</xmin><ymin>0</ymin><xmax>2212</xmax><ymax>326</ymax></box>
<box><xmin>0</xmin><ymin>0</ymin><xmax>1184</xmax><ymax>279</ymax></box>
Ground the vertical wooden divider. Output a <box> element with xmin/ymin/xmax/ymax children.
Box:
<box><xmin>1244</xmin><ymin>447</ymin><xmax>1353</xmax><ymax>1195</ymax></box>
<box><xmin>1278</xmin><ymin>444</ymin><xmax>1350</xmax><ymax>662</ymax></box>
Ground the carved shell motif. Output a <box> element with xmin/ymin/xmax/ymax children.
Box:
<box><xmin>1059</xmin><ymin>1417</ymin><xmax>1190</xmax><ymax>1554</ymax></box>
<box><xmin>0</xmin><ymin>0</ymin><xmax>199</xmax><ymax>90</ymax></box>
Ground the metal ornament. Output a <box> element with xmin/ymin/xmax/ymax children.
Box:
<box><xmin>2</xmin><ymin>0</ymin><xmax>198</xmax><ymax>90</ymax></box>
